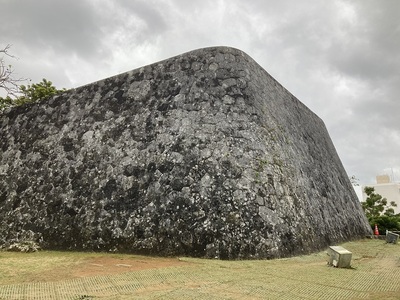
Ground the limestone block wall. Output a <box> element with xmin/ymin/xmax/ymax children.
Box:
<box><xmin>0</xmin><ymin>47</ymin><xmax>371</xmax><ymax>259</ymax></box>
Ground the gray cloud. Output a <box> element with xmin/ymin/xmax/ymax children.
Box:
<box><xmin>329</xmin><ymin>1</ymin><xmax>400</xmax><ymax>82</ymax></box>
<box><xmin>0</xmin><ymin>0</ymin><xmax>104</xmax><ymax>59</ymax></box>
<box><xmin>116</xmin><ymin>0</ymin><xmax>169</xmax><ymax>35</ymax></box>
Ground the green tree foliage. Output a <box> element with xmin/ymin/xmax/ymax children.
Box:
<box><xmin>1</xmin><ymin>45</ymin><xmax>64</xmax><ymax>109</ymax></box>
<box><xmin>0</xmin><ymin>78</ymin><xmax>65</xmax><ymax>109</ymax></box>
<box><xmin>362</xmin><ymin>187</ymin><xmax>397</xmax><ymax>218</ymax></box>
<box><xmin>18</xmin><ymin>79</ymin><xmax>64</xmax><ymax>104</ymax></box>
<box><xmin>361</xmin><ymin>187</ymin><xmax>400</xmax><ymax>234</ymax></box>
<box><xmin>369</xmin><ymin>215</ymin><xmax>400</xmax><ymax>235</ymax></box>
<box><xmin>0</xmin><ymin>95</ymin><xmax>13</xmax><ymax>109</ymax></box>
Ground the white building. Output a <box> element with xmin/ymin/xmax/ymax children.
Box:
<box><xmin>360</xmin><ymin>175</ymin><xmax>400</xmax><ymax>215</ymax></box>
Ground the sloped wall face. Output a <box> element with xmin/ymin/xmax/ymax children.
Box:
<box><xmin>0</xmin><ymin>47</ymin><xmax>371</xmax><ymax>259</ymax></box>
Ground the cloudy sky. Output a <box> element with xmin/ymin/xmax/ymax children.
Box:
<box><xmin>1</xmin><ymin>0</ymin><xmax>399</xmax><ymax>185</ymax></box>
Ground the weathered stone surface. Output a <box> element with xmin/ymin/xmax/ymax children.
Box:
<box><xmin>0</xmin><ymin>46</ymin><xmax>371</xmax><ymax>259</ymax></box>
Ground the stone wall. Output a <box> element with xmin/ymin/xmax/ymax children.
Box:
<box><xmin>0</xmin><ymin>46</ymin><xmax>372</xmax><ymax>259</ymax></box>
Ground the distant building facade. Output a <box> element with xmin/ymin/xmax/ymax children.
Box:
<box><xmin>361</xmin><ymin>175</ymin><xmax>400</xmax><ymax>215</ymax></box>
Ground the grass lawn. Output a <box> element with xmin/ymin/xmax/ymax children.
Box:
<box><xmin>0</xmin><ymin>239</ymin><xmax>399</xmax><ymax>299</ymax></box>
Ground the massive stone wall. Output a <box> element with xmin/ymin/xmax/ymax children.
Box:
<box><xmin>0</xmin><ymin>46</ymin><xmax>371</xmax><ymax>259</ymax></box>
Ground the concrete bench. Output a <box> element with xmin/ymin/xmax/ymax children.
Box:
<box><xmin>386</xmin><ymin>231</ymin><xmax>399</xmax><ymax>244</ymax></box>
<box><xmin>327</xmin><ymin>246</ymin><xmax>352</xmax><ymax>268</ymax></box>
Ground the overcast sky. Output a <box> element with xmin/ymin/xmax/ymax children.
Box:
<box><xmin>1</xmin><ymin>0</ymin><xmax>399</xmax><ymax>185</ymax></box>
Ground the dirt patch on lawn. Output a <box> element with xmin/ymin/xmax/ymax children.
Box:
<box><xmin>73</xmin><ymin>256</ymin><xmax>188</xmax><ymax>277</ymax></box>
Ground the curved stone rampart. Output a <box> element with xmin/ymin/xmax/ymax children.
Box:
<box><xmin>0</xmin><ymin>47</ymin><xmax>371</xmax><ymax>259</ymax></box>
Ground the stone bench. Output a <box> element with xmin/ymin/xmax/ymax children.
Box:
<box><xmin>386</xmin><ymin>231</ymin><xmax>399</xmax><ymax>244</ymax></box>
<box><xmin>327</xmin><ymin>246</ymin><xmax>352</xmax><ymax>268</ymax></box>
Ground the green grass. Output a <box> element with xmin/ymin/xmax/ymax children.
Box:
<box><xmin>0</xmin><ymin>239</ymin><xmax>399</xmax><ymax>299</ymax></box>
<box><xmin>0</xmin><ymin>251</ymin><xmax>95</xmax><ymax>284</ymax></box>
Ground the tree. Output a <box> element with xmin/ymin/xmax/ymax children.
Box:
<box><xmin>362</xmin><ymin>187</ymin><xmax>397</xmax><ymax>218</ymax></box>
<box><xmin>0</xmin><ymin>45</ymin><xmax>65</xmax><ymax>110</ymax></box>
<box><xmin>17</xmin><ymin>79</ymin><xmax>64</xmax><ymax>104</ymax></box>
<box><xmin>0</xmin><ymin>44</ymin><xmax>26</xmax><ymax>97</ymax></box>
<box><xmin>369</xmin><ymin>215</ymin><xmax>400</xmax><ymax>235</ymax></box>
<box><xmin>1</xmin><ymin>78</ymin><xmax>65</xmax><ymax>109</ymax></box>
<box><xmin>361</xmin><ymin>187</ymin><xmax>399</xmax><ymax>234</ymax></box>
